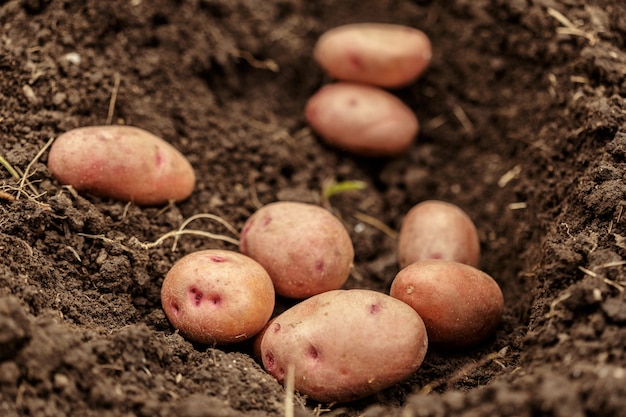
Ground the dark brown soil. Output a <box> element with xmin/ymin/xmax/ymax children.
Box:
<box><xmin>2</xmin><ymin>0</ymin><xmax>626</xmax><ymax>416</ymax></box>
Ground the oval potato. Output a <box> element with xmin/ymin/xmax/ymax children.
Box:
<box><xmin>257</xmin><ymin>289</ymin><xmax>428</xmax><ymax>402</ymax></box>
<box><xmin>390</xmin><ymin>260</ymin><xmax>504</xmax><ymax>349</ymax></box>
<box><xmin>48</xmin><ymin>125</ymin><xmax>195</xmax><ymax>206</ymax></box>
<box><xmin>161</xmin><ymin>250</ymin><xmax>275</xmax><ymax>345</ymax></box>
<box><xmin>239</xmin><ymin>201</ymin><xmax>354</xmax><ymax>298</ymax></box>
<box><xmin>305</xmin><ymin>82</ymin><xmax>418</xmax><ymax>156</ymax></box>
<box><xmin>314</xmin><ymin>23</ymin><xmax>432</xmax><ymax>88</ymax></box>
<box><xmin>398</xmin><ymin>200</ymin><xmax>480</xmax><ymax>269</ymax></box>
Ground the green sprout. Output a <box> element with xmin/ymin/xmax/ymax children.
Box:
<box><xmin>321</xmin><ymin>179</ymin><xmax>368</xmax><ymax>209</ymax></box>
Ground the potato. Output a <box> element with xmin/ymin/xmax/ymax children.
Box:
<box><xmin>398</xmin><ymin>200</ymin><xmax>480</xmax><ymax>269</ymax></box>
<box><xmin>257</xmin><ymin>289</ymin><xmax>428</xmax><ymax>403</ymax></box>
<box><xmin>239</xmin><ymin>201</ymin><xmax>354</xmax><ymax>298</ymax></box>
<box><xmin>305</xmin><ymin>82</ymin><xmax>418</xmax><ymax>156</ymax></box>
<box><xmin>48</xmin><ymin>125</ymin><xmax>195</xmax><ymax>206</ymax></box>
<box><xmin>160</xmin><ymin>249</ymin><xmax>275</xmax><ymax>345</ymax></box>
<box><xmin>390</xmin><ymin>260</ymin><xmax>504</xmax><ymax>349</ymax></box>
<box><xmin>313</xmin><ymin>23</ymin><xmax>432</xmax><ymax>88</ymax></box>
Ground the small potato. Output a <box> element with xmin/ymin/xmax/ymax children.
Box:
<box><xmin>48</xmin><ymin>125</ymin><xmax>195</xmax><ymax>206</ymax></box>
<box><xmin>390</xmin><ymin>260</ymin><xmax>504</xmax><ymax>349</ymax></box>
<box><xmin>239</xmin><ymin>201</ymin><xmax>354</xmax><ymax>298</ymax></box>
<box><xmin>398</xmin><ymin>200</ymin><xmax>480</xmax><ymax>269</ymax></box>
<box><xmin>305</xmin><ymin>82</ymin><xmax>418</xmax><ymax>156</ymax></box>
<box><xmin>257</xmin><ymin>289</ymin><xmax>428</xmax><ymax>403</ymax></box>
<box><xmin>161</xmin><ymin>250</ymin><xmax>275</xmax><ymax>345</ymax></box>
<box><xmin>314</xmin><ymin>23</ymin><xmax>432</xmax><ymax>88</ymax></box>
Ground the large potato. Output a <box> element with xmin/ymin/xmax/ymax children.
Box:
<box><xmin>390</xmin><ymin>260</ymin><xmax>504</xmax><ymax>349</ymax></box>
<box><xmin>161</xmin><ymin>250</ymin><xmax>275</xmax><ymax>345</ymax></box>
<box><xmin>305</xmin><ymin>82</ymin><xmax>418</xmax><ymax>156</ymax></box>
<box><xmin>313</xmin><ymin>23</ymin><xmax>432</xmax><ymax>88</ymax></box>
<box><xmin>398</xmin><ymin>200</ymin><xmax>480</xmax><ymax>269</ymax></box>
<box><xmin>257</xmin><ymin>289</ymin><xmax>428</xmax><ymax>402</ymax></box>
<box><xmin>48</xmin><ymin>125</ymin><xmax>195</xmax><ymax>206</ymax></box>
<box><xmin>239</xmin><ymin>201</ymin><xmax>354</xmax><ymax>298</ymax></box>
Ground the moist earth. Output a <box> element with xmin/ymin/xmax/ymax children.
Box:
<box><xmin>1</xmin><ymin>0</ymin><xmax>626</xmax><ymax>416</ymax></box>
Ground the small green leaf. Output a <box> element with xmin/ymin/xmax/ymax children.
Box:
<box><xmin>323</xmin><ymin>180</ymin><xmax>367</xmax><ymax>200</ymax></box>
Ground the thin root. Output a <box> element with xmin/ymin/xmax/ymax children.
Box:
<box><xmin>146</xmin><ymin>229</ymin><xmax>239</xmax><ymax>250</ymax></box>
<box><xmin>149</xmin><ymin>213</ymin><xmax>240</xmax><ymax>251</ymax></box>
<box><xmin>80</xmin><ymin>213</ymin><xmax>240</xmax><ymax>251</ymax></box>
<box><xmin>233</xmin><ymin>49</ymin><xmax>279</xmax><ymax>72</ymax></box>
<box><xmin>0</xmin><ymin>154</ymin><xmax>21</xmax><ymax>180</ymax></box>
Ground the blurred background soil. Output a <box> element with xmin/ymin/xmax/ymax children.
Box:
<box><xmin>1</xmin><ymin>0</ymin><xmax>626</xmax><ymax>416</ymax></box>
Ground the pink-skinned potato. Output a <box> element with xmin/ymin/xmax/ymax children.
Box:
<box><xmin>390</xmin><ymin>260</ymin><xmax>504</xmax><ymax>349</ymax></box>
<box><xmin>305</xmin><ymin>82</ymin><xmax>418</xmax><ymax>157</ymax></box>
<box><xmin>398</xmin><ymin>200</ymin><xmax>480</xmax><ymax>269</ymax></box>
<box><xmin>48</xmin><ymin>125</ymin><xmax>195</xmax><ymax>206</ymax></box>
<box><xmin>239</xmin><ymin>201</ymin><xmax>354</xmax><ymax>298</ymax></box>
<box><xmin>314</xmin><ymin>23</ymin><xmax>432</xmax><ymax>88</ymax></box>
<box><xmin>161</xmin><ymin>250</ymin><xmax>275</xmax><ymax>345</ymax></box>
<box><xmin>257</xmin><ymin>289</ymin><xmax>428</xmax><ymax>403</ymax></box>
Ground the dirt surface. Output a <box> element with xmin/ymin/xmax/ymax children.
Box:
<box><xmin>1</xmin><ymin>0</ymin><xmax>626</xmax><ymax>416</ymax></box>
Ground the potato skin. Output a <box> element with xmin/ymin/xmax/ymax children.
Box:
<box><xmin>305</xmin><ymin>82</ymin><xmax>418</xmax><ymax>156</ymax></box>
<box><xmin>48</xmin><ymin>125</ymin><xmax>195</xmax><ymax>206</ymax></box>
<box><xmin>257</xmin><ymin>289</ymin><xmax>428</xmax><ymax>403</ymax></box>
<box><xmin>239</xmin><ymin>201</ymin><xmax>354</xmax><ymax>298</ymax></box>
<box><xmin>390</xmin><ymin>260</ymin><xmax>504</xmax><ymax>349</ymax></box>
<box><xmin>398</xmin><ymin>200</ymin><xmax>480</xmax><ymax>269</ymax></box>
<box><xmin>314</xmin><ymin>23</ymin><xmax>432</xmax><ymax>88</ymax></box>
<box><xmin>161</xmin><ymin>250</ymin><xmax>275</xmax><ymax>345</ymax></box>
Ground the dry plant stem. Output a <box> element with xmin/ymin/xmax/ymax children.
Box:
<box><xmin>17</xmin><ymin>137</ymin><xmax>55</xmax><ymax>200</ymax></box>
<box><xmin>284</xmin><ymin>364</ymin><xmax>295</xmax><ymax>417</ymax></box>
<box><xmin>151</xmin><ymin>201</ymin><xmax>176</xmax><ymax>220</ymax></box>
<box><xmin>2</xmin><ymin>183</ymin><xmax>49</xmax><ymax>208</ymax></box>
<box><xmin>0</xmin><ymin>154</ymin><xmax>21</xmax><ymax>180</ymax></box>
<box><xmin>424</xmin><ymin>115</ymin><xmax>447</xmax><ymax>131</ymax></box>
<box><xmin>353</xmin><ymin>211</ymin><xmax>398</xmax><ymax>239</ymax></box>
<box><xmin>106</xmin><ymin>72</ymin><xmax>121</xmax><ymax>125</ymax></box>
<box><xmin>248</xmin><ymin>171</ymin><xmax>263</xmax><ymax>209</ymax></box>
<box><xmin>16</xmin><ymin>170</ymin><xmax>41</xmax><ymax>198</ymax></box>
<box><xmin>547</xmin><ymin>7</ymin><xmax>597</xmax><ymax>45</ymax></box>
<box><xmin>498</xmin><ymin>165</ymin><xmax>522</xmax><ymax>187</ymax></box>
<box><xmin>452</xmin><ymin>104</ymin><xmax>474</xmax><ymax>134</ymax></box>
<box><xmin>578</xmin><ymin>265</ymin><xmax>625</xmax><ymax>292</ymax></box>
